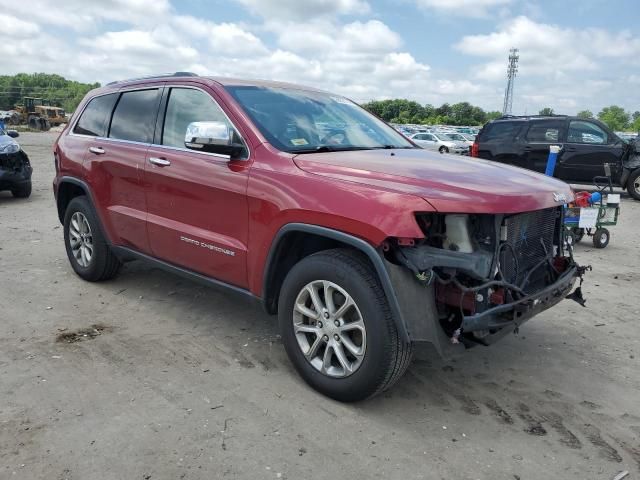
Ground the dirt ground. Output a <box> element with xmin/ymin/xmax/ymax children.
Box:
<box><xmin>1</xmin><ymin>132</ymin><xmax>639</xmax><ymax>480</ymax></box>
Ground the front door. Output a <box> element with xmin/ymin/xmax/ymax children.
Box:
<box><xmin>558</xmin><ymin>120</ymin><xmax>625</xmax><ymax>183</ymax></box>
<box><xmin>144</xmin><ymin>86</ymin><xmax>251</xmax><ymax>288</ymax></box>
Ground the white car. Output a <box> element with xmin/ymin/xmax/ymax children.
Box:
<box><xmin>409</xmin><ymin>132</ymin><xmax>468</xmax><ymax>154</ymax></box>
<box><xmin>445</xmin><ymin>132</ymin><xmax>475</xmax><ymax>148</ymax></box>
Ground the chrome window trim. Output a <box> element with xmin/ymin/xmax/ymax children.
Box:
<box><xmin>70</xmin><ymin>84</ymin><xmax>249</xmax><ymax>161</ymax></box>
<box><xmin>155</xmin><ymin>84</ymin><xmax>250</xmax><ymax>161</ymax></box>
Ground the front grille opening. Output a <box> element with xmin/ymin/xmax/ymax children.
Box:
<box><xmin>499</xmin><ymin>208</ymin><xmax>558</xmax><ymax>290</ymax></box>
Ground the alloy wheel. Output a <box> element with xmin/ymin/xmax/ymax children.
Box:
<box><xmin>292</xmin><ymin>280</ymin><xmax>366</xmax><ymax>378</ymax></box>
<box><xmin>69</xmin><ymin>212</ymin><xmax>93</xmax><ymax>268</ymax></box>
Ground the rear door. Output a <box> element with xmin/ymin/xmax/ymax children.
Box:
<box><xmin>82</xmin><ymin>88</ymin><xmax>161</xmax><ymax>252</ymax></box>
<box><xmin>559</xmin><ymin>120</ymin><xmax>625</xmax><ymax>183</ymax></box>
<box><xmin>144</xmin><ymin>85</ymin><xmax>251</xmax><ymax>288</ymax></box>
<box><xmin>521</xmin><ymin>119</ymin><xmax>566</xmax><ymax>173</ymax></box>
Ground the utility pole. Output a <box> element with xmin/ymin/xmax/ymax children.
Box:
<box><xmin>502</xmin><ymin>48</ymin><xmax>519</xmax><ymax>115</ymax></box>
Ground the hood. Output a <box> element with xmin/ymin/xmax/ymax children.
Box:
<box><xmin>0</xmin><ymin>134</ymin><xmax>16</xmax><ymax>147</ymax></box>
<box><xmin>293</xmin><ymin>148</ymin><xmax>574</xmax><ymax>213</ymax></box>
<box><xmin>0</xmin><ymin>134</ymin><xmax>20</xmax><ymax>152</ymax></box>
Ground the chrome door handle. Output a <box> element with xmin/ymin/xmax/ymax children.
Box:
<box><xmin>89</xmin><ymin>146</ymin><xmax>105</xmax><ymax>155</ymax></box>
<box><xmin>149</xmin><ymin>157</ymin><xmax>171</xmax><ymax>167</ymax></box>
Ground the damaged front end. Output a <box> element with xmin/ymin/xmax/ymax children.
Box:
<box><xmin>0</xmin><ymin>148</ymin><xmax>32</xmax><ymax>192</ymax></box>
<box><xmin>385</xmin><ymin>207</ymin><xmax>588</xmax><ymax>350</ymax></box>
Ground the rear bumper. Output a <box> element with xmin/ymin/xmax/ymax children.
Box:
<box><xmin>461</xmin><ymin>266</ymin><xmax>578</xmax><ymax>333</ymax></box>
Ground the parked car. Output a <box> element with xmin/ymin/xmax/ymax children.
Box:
<box><xmin>444</xmin><ymin>132</ymin><xmax>474</xmax><ymax>148</ymax></box>
<box><xmin>0</xmin><ymin>127</ymin><xmax>32</xmax><ymax>197</ymax></box>
<box><xmin>471</xmin><ymin>115</ymin><xmax>640</xmax><ymax>200</ymax></box>
<box><xmin>409</xmin><ymin>132</ymin><xmax>467</xmax><ymax>154</ymax></box>
<box><xmin>53</xmin><ymin>73</ymin><xmax>586</xmax><ymax>401</ymax></box>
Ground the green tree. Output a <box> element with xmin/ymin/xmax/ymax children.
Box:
<box><xmin>597</xmin><ymin>105</ymin><xmax>630</xmax><ymax>131</ymax></box>
<box><xmin>631</xmin><ymin>116</ymin><xmax>640</xmax><ymax>133</ymax></box>
<box><xmin>539</xmin><ymin>107</ymin><xmax>555</xmax><ymax>116</ymax></box>
<box><xmin>0</xmin><ymin>73</ymin><xmax>99</xmax><ymax>113</ymax></box>
<box><xmin>632</xmin><ymin>111</ymin><xmax>640</xmax><ymax>122</ymax></box>
<box><xmin>577</xmin><ymin>110</ymin><xmax>593</xmax><ymax>119</ymax></box>
<box><xmin>486</xmin><ymin>111</ymin><xmax>503</xmax><ymax>121</ymax></box>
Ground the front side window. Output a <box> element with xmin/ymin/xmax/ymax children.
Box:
<box><xmin>567</xmin><ymin>120</ymin><xmax>607</xmax><ymax>144</ymax></box>
<box><xmin>109</xmin><ymin>89</ymin><xmax>160</xmax><ymax>143</ymax></box>
<box><xmin>162</xmin><ymin>88</ymin><xmax>245</xmax><ymax>156</ymax></box>
<box><xmin>226</xmin><ymin>86</ymin><xmax>414</xmax><ymax>153</ymax></box>
<box><xmin>73</xmin><ymin>94</ymin><xmax>118</xmax><ymax>137</ymax></box>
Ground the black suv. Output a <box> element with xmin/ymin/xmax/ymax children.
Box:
<box><xmin>471</xmin><ymin>115</ymin><xmax>640</xmax><ymax>200</ymax></box>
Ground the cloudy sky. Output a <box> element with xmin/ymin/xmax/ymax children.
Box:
<box><xmin>2</xmin><ymin>0</ymin><xmax>639</xmax><ymax>114</ymax></box>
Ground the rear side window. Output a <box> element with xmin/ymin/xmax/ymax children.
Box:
<box><xmin>109</xmin><ymin>89</ymin><xmax>160</xmax><ymax>143</ymax></box>
<box><xmin>73</xmin><ymin>94</ymin><xmax>118</xmax><ymax>137</ymax></box>
<box><xmin>480</xmin><ymin>122</ymin><xmax>524</xmax><ymax>141</ymax></box>
<box><xmin>525</xmin><ymin>121</ymin><xmax>564</xmax><ymax>142</ymax></box>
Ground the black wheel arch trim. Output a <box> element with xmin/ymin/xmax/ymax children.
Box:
<box><xmin>263</xmin><ymin>223</ymin><xmax>411</xmax><ymax>343</ymax></box>
<box><xmin>56</xmin><ymin>176</ymin><xmax>99</xmax><ymax>223</ymax></box>
<box><xmin>55</xmin><ymin>176</ymin><xmax>113</xmax><ymax>245</ymax></box>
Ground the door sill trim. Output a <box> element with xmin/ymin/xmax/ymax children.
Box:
<box><xmin>112</xmin><ymin>246</ymin><xmax>261</xmax><ymax>304</ymax></box>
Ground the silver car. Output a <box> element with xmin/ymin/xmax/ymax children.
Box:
<box><xmin>409</xmin><ymin>132</ymin><xmax>467</xmax><ymax>154</ymax></box>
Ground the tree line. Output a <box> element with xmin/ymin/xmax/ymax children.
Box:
<box><xmin>361</xmin><ymin>99</ymin><xmax>502</xmax><ymax>126</ymax></box>
<box><xmin>0</xmin><ymin>73</ymin><xmax>99</xmax><ymax>113</ymax></box>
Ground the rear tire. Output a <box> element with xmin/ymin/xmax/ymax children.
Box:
<box><xmin>63</xmin><ymin>196</ymin><xmax>122</xmax><ymax>281</ymax></box>
<box><xmin>278</xmin><ymin>248</ymin><xmax>413</xmax><ymax>402</ymax></box>
<box><xmin>11</xmin><ymin>182</ymin><xmax>31</xmax><ymax>198</ymax></box>
<box><xmin>592</xmin><ymin>228</ymin><xmax>610</xmax><ymax>249</ymax></box>
<box><xmin>626</xmin><ymin>169</ymin><xmax>640</xmax><ymax>201</ymax></box>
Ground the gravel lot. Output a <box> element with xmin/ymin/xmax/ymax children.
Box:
<box><xmin>1</xmin><ymin>132</ymin><xmax>639</xmax><ymax>480</ymax></box>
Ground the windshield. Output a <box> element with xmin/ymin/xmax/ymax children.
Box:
<box><xmin>226</xmin><ymin>86</ymin><xmax>414</xmax><ymax>153</ymax></box>
<box><xmin>448</xmin><ymin>133</ymin><xmax>465</xmax><ymax>141</ymax></box>
<box><xmin>435</xmin><ymin>133</ymin><xmax>453</xmax><ymax>141</ymax></box>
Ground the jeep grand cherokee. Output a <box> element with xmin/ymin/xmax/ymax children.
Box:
<box><xmin>53</xmin><ymin>73</ymin><xmax>587</xmax><ymax>402</ymax></box>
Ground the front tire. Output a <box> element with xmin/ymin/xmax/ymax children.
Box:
<box><xmin>278</xmin><ymin>249</ymin><xmax>413</xmax><ymax>402</ymax></box>
<box><xmin>63</xmin><ymin>196</ymin><xmax>122</xmax><ymax>281</ymax></box>
<box><xmin>11</xmin><ymin>182</ymin><xmax>31</xmax><ymax>198</ymax></box>
<box><xmin>439</xmin><ymin>146</ymin><xmax>449</xmax><ymax>154</ymax></box>
<box><xmin>626</xmin><ymin>169</ymin><xmax>640</xmax><ymax>201</ymax></box>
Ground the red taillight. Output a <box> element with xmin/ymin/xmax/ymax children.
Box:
<box><xmin>470</xmin><ymin>142</ymin><xmax>479</xmax><ymax>157</ymax></box>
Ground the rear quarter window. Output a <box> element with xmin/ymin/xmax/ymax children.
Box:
<box><xmin>479</xmin><ymin>122</ymin><xmax>525</xmax><ymax>142</ymax></box>
<box><xmin>73</xmin><ymin>94</ymin><xmax>118</xmax><ymax>137</ymax></box>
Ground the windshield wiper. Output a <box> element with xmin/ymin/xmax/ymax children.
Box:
<box><xmin>293</xmin><ymin>145</ymin><xmax>372</xmax><ymax>154</ymax></box>
<box><xmin>370</xmin><ymin>145</ymin><xmax>416</xmax><ymax>150</ymax></box>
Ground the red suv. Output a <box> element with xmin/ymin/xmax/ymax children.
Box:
<box><xmin>53</xmin><ymin>73</ymin><xmax>586</xmax><ymax>401</ymax></box>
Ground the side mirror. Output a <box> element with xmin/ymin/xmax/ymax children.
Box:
<box><xmin>7</xmin><ymin>130</ymin><xmax>19</xmax><ymax>138</ymax></box>
<box><xmin>184</xmin><ymin>121</ymin><xmax>246</xmax><ymax>159</ymax></box>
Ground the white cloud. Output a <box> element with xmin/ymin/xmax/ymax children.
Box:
<box><xmin>235</xmin><ymin>0</ymin><xmax>370</xmax><ymax>20</ymax></box>
<box><xmin>457</xmin><ymin>16</ymin><xmax>640</xmax><ymax>81</ymax></box>
<box><xmin>415</xmin><ymin>0</ymin><xmax>511</xmax><ymax>18</ymax></box>
<box><xmin>0</xmin><ymin>13</ymin><xmax>40</xmax><ymax>38</ymax></box>
<box><xmin>7</xmin><ymin>0</ymin><xmax>170</xmax><ymax>30</ymax></box>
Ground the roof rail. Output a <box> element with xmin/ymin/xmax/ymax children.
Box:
<box><xmin>496</xmin><ymin>114</ymin><xmax>569</xmax><ymax>120</ymax></box>
<box><xmin>106</xmin><ymin>71</ymin><xmax>199</xmax><ymax>86</ymax></box>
